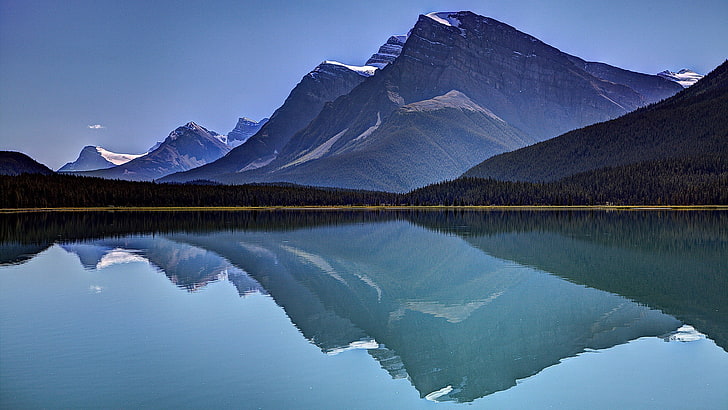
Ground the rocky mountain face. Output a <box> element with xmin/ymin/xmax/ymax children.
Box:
<box><xmin>164</xmin><ymin>11</ymin><xmax>683</xmax><ymax>191</ymax></box>
<box><xmin>462</xmin><ymin>61</ymin><xmax>728</xmax><ymax>182</ymax></box>
<box><xmin>365</xmin><ymin>35</ymin><xmax>407</xmax><ymax>68</ymax></box>
<box><xmin>79</xmin><ymin>122</ymin><xmax>230</xmax><ymax>181</ymax></box>
<box><xmin>162</xmin><ymin>59</ymin><xmax>382</xmax><ymax>183</ymax></box>
<box><xmin>58</xmin><ymin>146</ymin><xmax>146</xmax><ymax>172</ymax></box>
<box><xmin>232</xmin><ymin>91</ymin><xmax>535</xmax><ymax>192</ymax></box>
<box><xmin>567</xmin><ymin>57</ymin><xmax>685</xmax><ymax>103</ymax></box>
<box><xmin>224</xmin><ymin>117</ymin><xmax>269</xmax><ymax>148</ymax></box>
<box><xmin>0</xmin><ymin>151</ymin><xmax>54</xmax><ymax>176</ymax></box>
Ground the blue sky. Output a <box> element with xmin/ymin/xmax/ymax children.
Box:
<box><xmin>1</xmin><ymin>0</ymin><xmax>726</xmax><ymax>169</ymax></box>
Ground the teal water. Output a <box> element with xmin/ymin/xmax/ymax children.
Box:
<box><xmin>1</xmin><ymin>211</ymin><xmax>727</xmax><ymax>408</ymax></box>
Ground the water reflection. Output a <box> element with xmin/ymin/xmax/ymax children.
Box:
<box><xmin>60</xmin><ymin>237</ymin><xmax>266</xmax><ymax>295</ymax></box>
<box><xmin>1</xmin><ymin>210</ymin><xmax>726</xmax><ymax>403</ymax></box>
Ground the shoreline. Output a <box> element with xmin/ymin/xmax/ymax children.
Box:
<box><xmin>2</xmin><ymin>205</ymin><xmax>728</xmax><ymax>213</ymax></box>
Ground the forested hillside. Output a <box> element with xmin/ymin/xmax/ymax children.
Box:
<box><xmin>3</xmin><ymin>155</ymin><xmax>726</xmax><ymax>208</ymax></box>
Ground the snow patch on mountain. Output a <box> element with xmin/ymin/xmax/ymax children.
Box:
<box><xmin>657</xmin><ymin>69</ymin><xmax>703</xmax><ymax>88</ymax></box>
<box><xmin>352</xmin><ymin>112</ymin><xmax>382</xmax><ymax>142</ymax></box>
<box><xmin>96</xmin><ymin>147</ymin><xmax>147</xmax><ymax>165</ymax></box>
<box><xmin>426</xmin><ymin>12</ymin><xmax>462</xmax><ymax>27</ymax></box>
<box><xmin>280</xmin><ymin>128</ymin><xmax>348</xmax><ymax>169</ymax></box>
<box><xmin>426</xmin><ymin>12</ymin><xmax>466</xmax><ymax>36</ymax></box>
<box><xmin>403</xmin><ymin>90</ymin><xmax>504</xmax><ymax>122</ymax></box>
<box><xmin>323</xmin><ymin>61</ymin><xmax>378</xmax><ymax>77</ymax></box>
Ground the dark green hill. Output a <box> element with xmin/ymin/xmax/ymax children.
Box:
<box><xmin>463</xmin><ymin>60</ymin><xmax>728</xmax><ymax>182</ymax></box>
<box><xmin>0</xmin><ymin>151</ymin><xmax>53</xmax><ymax>176</ymax></box>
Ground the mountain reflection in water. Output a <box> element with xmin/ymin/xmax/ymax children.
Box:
<box><xmin>1</xmin><ymin>210</ymin><xmax>725</xmax><ymax>403</ymax></box>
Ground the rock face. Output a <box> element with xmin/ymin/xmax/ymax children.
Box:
<box><xmin>462</xmin><ymin>61</ymin><xmax>728</xmax><ymax>182</ymax></box>
<box><xmin>225</xmin><ymin>117</ymin><xmax>269</xmax><ymax>148</ymax></box>
<box><xmin>162</xmin><ymin>11</ymin><xmax>683</xmax><ymax>191</ymax></box>
<box><xmin>365</xmin><ymin>35</ymin><xmax>407</xmax><ymax>68</ymax></box>
<box><xmin>0</xmin><ymin>151</ymin><xmax>54</xmax><ymax>176</ymax></box>
<box><xmin>568</xmin><ymin>57</ymin><xmax>686</xmax><ymax>103</ymax></box>
<box><xmin>80</xmin><ymin>122</ymin><xmax>230</xmax><ymax>181</ymax></box>
<box><xmin>58</xmin><ymin>146</ymin><xmax>146</xmax><ymax>172</ymax></box>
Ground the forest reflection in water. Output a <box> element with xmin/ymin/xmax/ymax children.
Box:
<box><xmin>1</xmin><ymin>209</ymin><xmax>726</xmax><ymax>405</ymax></box>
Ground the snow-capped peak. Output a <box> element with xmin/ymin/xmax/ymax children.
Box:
<box><xmin>167</xmin><ymin>121</ymin><xmax>217</xmax><ymax>142</ymax></box>
<box><xmin>426</xmin><ymin>12</ymin><xmax>462</xmax><ymax>28</ymax></box>
<box><xmin>657</xmin><ymin>69</ymin><xmax>703</xmax><ymax>88</ymax></box>
<box><xmin>322</xmin><ymin>61</ymin><xmax>378</xmax><ymax>77</ymax></box>
<box><xmin>184</xmin><ymin>121</ymin><xmax>203</xmax><ymax>130</ymax></box>
<box><xmin>95</xmin><ymin>147</ymin><xmax>146</xmax><ymax>165</ymax></box>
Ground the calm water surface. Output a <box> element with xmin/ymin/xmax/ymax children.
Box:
<box><xmin>1</xmin><ymin>210</ymin><xmax>727</xmax><ymax>408</ymax></box>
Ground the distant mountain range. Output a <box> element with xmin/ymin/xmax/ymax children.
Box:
<box><xmin>58</xmin><ymin>146</ymin><xmax>147</xmax><ymax>172</ymax></box>
<box><xmin>160</xmin><ymin>11</ymin><xmax>685</xmax><ymax>191</ymax></box>
<box><xmin>58</xmin><ymin>117</ymin><xmax>269</xmax><ymax>176</ymax></box>
<box><xmin>463</xmin><ymin>60</ymin><xmax>727</xmax><ymax>182</ymax></box>
<box><xmin>162</xmin><ymin>40</ymin><xmax>401</xmax><ymax>184</ymax></box>
<box><xmin>223</xmin><ymin>117</ymin><xmax>269</xmax><ymax>148</ymax></box>
<box><xmin>75</xmin><ymin>122</ymin><xmax>230</xmax><ymax>181</ymax></box>
<box><xmin>4</xmin><ymin>10</ymin><xmax>718</xmax><ymax>196</ymax></box>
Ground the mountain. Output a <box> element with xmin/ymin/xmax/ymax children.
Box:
<box><xmin>658</xmin><ymin>69</ymin><xmax>703</xmax><ymax>88</ymax></box>
<box><xmin>230</xmin><ymin>90</ymin><xmax>535</xmax><ymax>192</ymax></box>
<box><xmin>223</xmin><ymin>117</ymin><xmax>269</xmax><ymax>148</ymax></box>
<box><xmin>463</xmin><ymin>60</ymin><xmax>728</xmax><ymax>182</ymax></box>
<box><xmin>365</xmin><ymin>35</ymin><xmax>407</xmax><ymax>68</ymax></box>
<box><xmin>567</xmin><ymin>57</ymin><xmax>687</xmax><ymax>102</ymax></box>
<box><xmin>78</xmin><ymin>122</ymin><xmax>230</xmax><ymax>181</ymax></box>
<box><xmin>163</xmin><ymin>11</ymin><xmax>683</xmax><ymax>191</ymax></box>
<box><xmin>58</xmin><ymin>146</ymin><xmax>147</xmax><ymax>172</ymax></box>
<box><xmin>160</xmin><ymin>40</ymin><xmax>399</xmax><ymax>183</ymax></box>
<box><xmin>0</xmin><ymin>151</ymin><xmax>54</xmax><ymax>176</ymax></box>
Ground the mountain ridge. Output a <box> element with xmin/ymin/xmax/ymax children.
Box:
<box><xmin>0</xmin><ymin>151</ymin><xmax>54</xmax><ymax>176</ymax></box>
<box><xmin>58</xmin><ymin>146</ymin><xmax>147</xmax><ymax>172</ymax></box>
<box><xmin>163</xmin><ymin>11</ymin><xmax>684</xmax><ymax>191</ymax></box>
<box><xmin>76</xmin><ymin>121</ymin><xmax>230</xmax><ymax>181</ymax></box>
<box><xmin>462</xmin><ymin>60</ymin><xmax>728</xmax><ymax>182</ymax></box>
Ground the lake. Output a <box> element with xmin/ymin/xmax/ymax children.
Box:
<box><xmin>1</xmin><ymin>210</ymin><xmax>727</xmax><ymax>408</ymax></box>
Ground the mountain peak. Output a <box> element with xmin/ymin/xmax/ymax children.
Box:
<box><xmin>365</xmin><ymin>35</ymin><xmax>407</xmax><ymax>68</ymax></box>
<box><xmin>226</xmin><ymin>117</ymin><xmax>269</xmax><ymax>148</ymax></box>
<box><xmin>58</xmin><ymin>145</ymin><xmax>145</xmax><ymax>172</ymax></box>
<box><xmin>173</xmin><ymin>121</ymin><xmax>212</xmax><ymax>136</ymax></box>
<box><xmin>657</xmin><ymin>69</ymin><xmax>703</xmax><ymax>88</ymax></box>
<box><xmin>425</xmin><ymin>11</ymin><xmax>464</xmax><ymax>28</ymax></box>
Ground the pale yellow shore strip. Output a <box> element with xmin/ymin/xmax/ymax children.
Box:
<box><xmin>1</xmin><ymin>205</ymin><xmax>727</xmax><ymax>213</ymax></box>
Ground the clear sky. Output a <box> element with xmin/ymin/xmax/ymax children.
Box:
<box><xmin>1</xmin><ymin>0</ymin><xmax>726</xmax><ymax>170</ymax></box>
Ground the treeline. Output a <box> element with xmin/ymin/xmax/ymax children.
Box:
<box><xmin>0</xmin><ymin>174</ymin><xmax>398</xmax><ymax>208</ymax></box>
<box><xmin>1</xmin><ymin>154</ymin><xmax>726</xmax><ymax>208</ymax></box>
<box><xmin>409</xmin><ymin>155</ymin><xmax>728</xmax><ymax>206</ymax></box>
